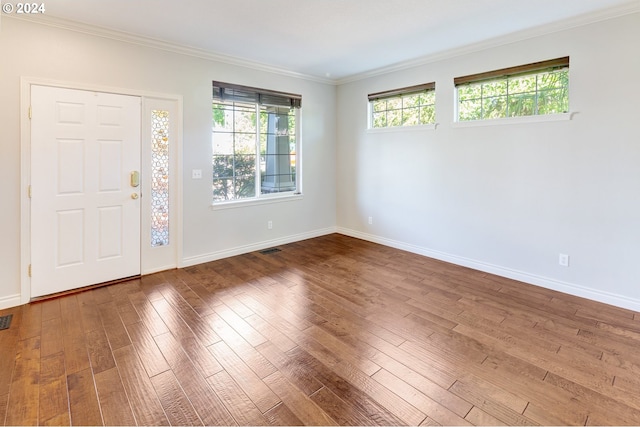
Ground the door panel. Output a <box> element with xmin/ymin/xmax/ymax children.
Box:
<box><xmin>56</xmin><ymin>209</ymin><xmax>84</xmax><ymax>266</ymax></box>
<box><xmin>31</xmin><ymin>85</ymin><xmax>141</xmax><ymax>298</ymax></box>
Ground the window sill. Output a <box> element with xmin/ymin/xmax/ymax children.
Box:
<box><xmin>211</xmin><ymin>193</ymin><xmax>303</xmax><ymax>211</ymax></box>
<box><xmin>452</xmin><ymin>112</ymin><xmax>573</xmax><ymax>128</ymax></box>
<box><xmin>367</xmin><ymin>123</ymin><xmax>438</xmax><ymax>133</ymax></box>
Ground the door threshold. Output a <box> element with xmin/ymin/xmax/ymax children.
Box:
<box><xmin>30</xmin><ymin>275</ymin><xmax>141</xmax><ymax>303</ymax></box>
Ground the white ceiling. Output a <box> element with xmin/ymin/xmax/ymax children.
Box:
<box><xmin>41</xmin><ymin>0</ymin><xmax>639</xmax><ymax>81</ymax></box>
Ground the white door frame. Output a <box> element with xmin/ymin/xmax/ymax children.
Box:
<box><xmin>20</xmin><ymin>77</ymin><xmax>183</xmax><ymax>304</ymax></box>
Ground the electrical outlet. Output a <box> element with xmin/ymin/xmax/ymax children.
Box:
<box><xmin>267</xmin><ymin>220</ymin><xmax>273</xmax><ymax>230</ymax></box>
<box><xmin>559</xmin><ymin>253</ymin><xmax>569</xmax><ymax>267</ymax></box>
<box><xmin>368</xmin><ymin>216</ymin><xmax>373</xmax><ymax>225</ymax></box>
<box><xmin>192</xmin><ymin>169</ymin><xmax>202</xmax><ymax>179</ymax></box>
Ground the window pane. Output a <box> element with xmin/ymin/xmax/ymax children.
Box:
<box><xmin>420</xmin><ymin>105</ymin><xmax>435</xmax><ymax>124</ymax></box>
<box><xmin>538</xmin><ymin>88</ymin><xmax>569</xmax><ymax>114</ymax></box>
<box><xmin>459</xmin><ymin>99</ymin><xmax>482</xmax><ymax>121</ymax></box>
<box><xmin>212</xmin><ymin>132</ymin><xmax>234</xmax><ymax>155</ymax></box>
<box><xmin>234</xmin><ymin>175</ymin><xmax>256</xmax><ymax>199</ymax></box>
<box><xmin>388</xmin><ymin>109</ymin><xmax>402</xmax><ymax>127</ymax></box>
<box><xmin>234</xmin><ymin>153</ymin><xmax>256</xmax><ymax>199</ymax></box>
<box><xmin>372</xmin><ymin>111</ymin><xmax>387</xmax><ymax>128</ymax></box>
<box><xmin>372</xmin><ymin>99</ymin><xmax>387</xmax><ymax>113</ymax></box>
<box><xmin>387</xmin><ymin>98</ymin><xmax>402</xmax><ymax>110</ymax></box>
<box><xmin>261</xmin><ymin>107</ymin><xmax>296</xmax><ymax>194</ymax></box>
<box><xmin>508</xmin><ymin>75</ymin><xmax>536</xmax><ymax>94</ymax></box>
<box><xmin>483</xmin><ymin>95</ymin><xmax>507</xmax><ymax>119</ymax></box>
<box><xmin>234</xmin><ymin>110</ymin><xmax>255</xmax><ymax>134</ymax></box>
<box><xmin>403</xmin><ymin>94</ymin><xmax>421</xmax><ymax>108</ymax></box>
<box><xmin>213</xmin><ymin>154</ymin><xmax>233</xmax><ymax>179</ymax></box>
<box><xmin>482</xmin><ymin>80</ymin><xmax>507</xmax><ymax>97</ymax></box>
<box><xmin>538</xmin><ymin>70</ymin><xmax>568</xmax><ymax>90</ymax></box>
<box><xmin>212</xmin><ymin>103</ymin><xmax>234</xmax><ymax>132</ymax></box>
<box><xmin>259</xmin><ymin>110</ymin><xmax>269</xmax><ymax>134</ymax></box>
<box><xmin>457</xmin><ymin>84</ymin><xmax>481</xmax><ymax>101</ymax></box>
<box><xmin>213</xmin><ymin>178</ymin><xmax>233</xmax><ymax>201</ymax></box>
<box><xmin>287</xmin><ymin>110</ymin><xmax>296</xmax><ymax>138</ymax></box>
<box><xmin>234</xmin><ymin>154</ymin><xmax>255</xmax><ymax>176</ymax></box>
<box><xmin>259</xmin><ymin>134</ymin><xmax>267</xmax><ymax>156</ymax></box>
<box><xmin>508</xmin><ymin>94</ymin><xmax>536</xmax><ymax>117</ymax></box>
<box><xmin>419</xmin><ymin>91</ymin><xmax>436</xmax><ymax>105</ymax></box>
<box><xmin>402</xmin><ymin>107</ymin><xmax>420</xmax><ymax>126</ymax></box>
<box><xmin>261</xmin><ymin>155</ymin><xmax>295</xmax><ymax>193</ymax></box>
<box><xmin>235</xmin><ymin>133</ymin><xmax>256</xmax><ymax>153</ymax></box>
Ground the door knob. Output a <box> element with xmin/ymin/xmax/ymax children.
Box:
<box><xmin>131</xmin><ymin>193</ymin><xmax>139</xmax><ymax>199</ymax></box>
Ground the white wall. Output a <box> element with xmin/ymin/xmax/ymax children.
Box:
<box><xmin>2</xmin><ymin>12</ymin><xmax>639</xmax><ymax>312</ymax></box>
<box><xmin>0</xmin><ymin>17</ymin><xmax>337</xmax><ymax>308</ymax></box>
<box><xmin>336</xmin><ymin>12</ymin><xmax>640</xmax><ymax>311</ymax></box>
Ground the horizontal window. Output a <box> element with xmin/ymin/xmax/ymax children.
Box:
<box><xmin>368</xmin><ymin>83</ymin><xmax>436</xmax><ymax>129</ymax></box>
<box><xmin>455</xmin><ymin>57</ymin><xmax>569</xmax><ymax>122</ymax></box>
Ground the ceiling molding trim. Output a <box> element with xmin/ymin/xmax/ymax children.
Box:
<box><xmin>336</xmin><ymin>3</ymin><xmax>640</xmax><ymax>85</ymax></box>
<box><xmin>6</xmin><ymin>14</ymin><xmax>336</xmax><ymax>85</ymax></box>
<box><xmin>7</xmin><ymin>2</ymin><xmax>638</xmax><ymax>86</ymax></box>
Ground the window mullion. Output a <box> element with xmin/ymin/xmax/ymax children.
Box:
<box><xmin>295</xmin><ymin>108</ymin><xmax>301</xmax><ymax>193</ymax></box>
<box><xmin>480</xmin><ymin>84</ymin><xmax>485</xmax><ymax>120</ymax></box>
<box><xmin>255</xmin><ymin>104</ymin><xmax>261</xmax><ymax>198</ymax></box>
<box><xmin>506</xmin><ymin>78</ymin><xmax>510</xmax><ymax>118</ymax></box>
<box><xmin>533</xmin><ymin>74</ymin><xmax>540</xmax><ymax>115</ymax></box>
<box><xmin>232</xmin><ymin>104</ymin><xmax>237</xmax><ymax>198</ymax></box>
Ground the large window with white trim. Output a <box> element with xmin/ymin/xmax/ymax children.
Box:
<box><xmin>212</xmin><ymin>82</ymin><xmax>301</xmax><ymax>203</ymax></box>
<box><xmin>455</xmin><ymin>57</ymin><xmax>569</xmax><ymax>121</ymax></box>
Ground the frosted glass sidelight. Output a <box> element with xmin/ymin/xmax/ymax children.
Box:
<box><xmin>151</xmin><ymin>110</ymin><xmax>169</xmax><ymax>247</ymax></box>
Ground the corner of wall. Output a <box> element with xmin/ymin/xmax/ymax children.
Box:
<box><xmin>336</xmin><ymin>227</ymin><xmax>640</xmax><ymax>313</ymax></box>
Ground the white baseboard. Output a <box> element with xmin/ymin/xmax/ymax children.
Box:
<box><xmin>0</xmin><ymin>294</ymin><xmax>22</xmax><ymax>310</ymax></box>
<box><xmin>337</xmin><ymin>227</ymin><xmax>640</xmax><ymax>313</ymax></box>
<box><xmin>181</xmin><ymin>227</ymin><xmax>338</xmax><ymax>268</ymax></box>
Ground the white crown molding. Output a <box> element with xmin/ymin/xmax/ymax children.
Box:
<box><xmin>5</xmin><ymin>14</ymin><xmax>336</xmax><ymax>85</ymax></box>
<box><xmin>336</xmin><ymin>2</ymin><xmax>640</xmax><ymax>85</ymax></box>
<box><xmin>6</xmin><ymin>2</ymin><xmax>639</xmax><ymax>86</ymax></box>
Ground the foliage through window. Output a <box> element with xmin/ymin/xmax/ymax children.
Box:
<box><xmin>455</xmin><ymin>57</ymin><xmax>569</xmax><ymax>121</ymax></box>
<box><xmin>368</xmin><ymin>83</ymin><xmax>436</xmax><ymax>128</ymax></box>
<box><xmin>212</xmin><ymin>82</ymin><xmax>301</xmax><ymax>202</ymax></box>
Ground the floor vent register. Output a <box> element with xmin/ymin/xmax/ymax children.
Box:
<box><xmin>259</xmin><ymin>248</ymin><xmax>282</xmax><ymax>255</ymax></box>
<box><xmin>0</xmin><ymin>314</ymin><xmax>13</xmax><ymax>331</ymax></box>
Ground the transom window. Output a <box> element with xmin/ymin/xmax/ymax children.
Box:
<box><xmin>212</xmin><ymin>82</ymin><xmax>301</xmax><ymax>203</ymax></box>
<box><xmin>455</xmin><ymin>57</ymin><xmax>569</xmax><ymax>121</ymax></box>
<box><xmin>368</xmin><ymin>83</ymin><xmax>436</xmax><ymax>129</ymax></box>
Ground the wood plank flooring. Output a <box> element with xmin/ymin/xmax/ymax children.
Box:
<box><xmin>2</xmin><ymin>233</ymin><xmax>640</xmax><ymax>425</ymax></box>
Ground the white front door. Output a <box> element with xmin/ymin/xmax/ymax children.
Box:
<box><xmin>30</xmin><ymin>85</ymin><xmax>142</xmax><ymax>298</ymax></box>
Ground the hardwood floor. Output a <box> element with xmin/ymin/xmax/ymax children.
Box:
<box><xmin>2</xmin><ymin>233</ymin><xmax>640</xmax><ymax>425</ymax></box>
